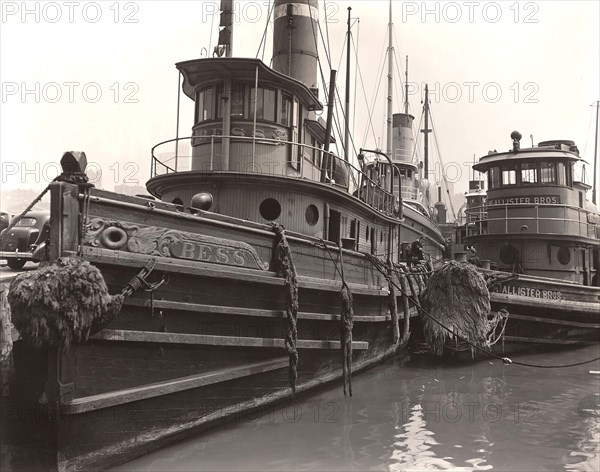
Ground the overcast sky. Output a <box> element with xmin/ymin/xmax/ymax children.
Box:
<box><xmin>1</xmin><ymin>0</ymin><xmax>599</xmax><ymax>202</ymax></box>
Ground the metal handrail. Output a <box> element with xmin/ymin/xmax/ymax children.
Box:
<box><xmin>150</xmin><ymin>136</ymin><xmax>400</xmax><ymax>217</ymax></box>
<box><xmin>464</xmin><ymin>202</ymin><xmax>599</xmax><ymax>237</ymax></box>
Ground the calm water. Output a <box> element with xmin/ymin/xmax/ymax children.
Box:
<box><xmin>112</xmin><ymin>345</ymin><xmax>600</xmax><ymax>472</ymax></box>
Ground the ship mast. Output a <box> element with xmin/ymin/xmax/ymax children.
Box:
<box><xmin>404</xmin><ymin>56</ymin><xmax>409</xmax><ymax>115</ymax></box>
<box><xmin>344</xmin><ymin>7</ymin><xmax>351</xmax><ymax>163</ymax></box>
<box><xmin>421</xmin><ymin>84</ymin><xmax>431</xmax><ymax>180</ymax></box>
<box><xmin>386</xmin><ymin>0</ymin><xmax>393</xmax><ymax>157</ymax></box>
<box><xmin>214</xmin><ymin>0</ymin><xmax>233</xmax><ymax>57</ymax></box>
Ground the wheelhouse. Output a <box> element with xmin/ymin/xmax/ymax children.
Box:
<box><xmin>465</xmin><ymin>133</ymin><xmax>600</xmax><ymax>284</ymax></box>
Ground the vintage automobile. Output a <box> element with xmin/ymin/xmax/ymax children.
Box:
<box><xmin>0</xmin><ymin>210</ymin><xmax>50</xmax><ymax>270</ymax></box>
<box><xmin>0</xmin><ymin>211</ymin><xmax>10</xmax><ymax>233</ymax></box>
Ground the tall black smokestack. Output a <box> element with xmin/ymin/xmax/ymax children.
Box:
<box><xmin>272</xmin><ymin>0</ymin><xmax>319</xmax><ymax>91</ymax></box>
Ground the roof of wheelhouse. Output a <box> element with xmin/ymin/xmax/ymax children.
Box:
<box><xmin>473</xmin><ymin>145</ymin><xmax>586</xmax><ymax>172</ymax></box>
<box><xmin>176</xmin><ymin>57</ymin><xmax>323</xmax><ymax>111</ymax></box>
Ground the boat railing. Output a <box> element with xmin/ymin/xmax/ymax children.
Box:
<box><xmin>465</xmin><ymin>203</ymin><xmax>600</xmax><ymax>239</ymax></box>
<box><xmin>150</xmin><ymin>136</ymin><xmax>401</xmax><ymax>217</ymax></box>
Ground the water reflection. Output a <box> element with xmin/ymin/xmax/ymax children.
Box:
<box><xmin>111</xmin><ymin>346</ymin><xmax>600</xmax><ymax>472</ymax></box>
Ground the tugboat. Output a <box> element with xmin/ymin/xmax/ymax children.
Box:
<box><xmin>1</xmin><ymin>1</ymin><xmax>445</xmax><ymax>471</ymax></box>
<box><xmin>463</xmin><ymin>131</ymin><xmax>600</xmax><ymax>349</ymax></box>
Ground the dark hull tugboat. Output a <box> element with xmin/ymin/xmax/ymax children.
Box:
<box><xmin>0</xmin><ymin>2</ymin><xmax>445</xmax><ymax>471</ymax></box>
<box><xmin>463</xmin><ymin>131</ymin><xmax>600</xmax><ymax>350</ymax></box>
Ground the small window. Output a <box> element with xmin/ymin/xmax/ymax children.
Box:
<box><xmin>172</xmin><ymin>198</ymin><xmax>184</xmax><ymax>211</ymax></box>
<box><xmin>557</xmin><ymin>247</ymin><xmax>571</xmax><ymax>265</ymax></box>
<box><xmin>557</xmin><ymin>162</ymin><xmax>567</xmax><ymax>186</ymax></box>
<box><xmin>489</xmin><ymin>167</ymin><xmax>500</xmax><ymax>189</ymax></box>
<box><xmin>15</xmin><ymin>217</ymin><xmax>36</xmax><ymax>227</ymax></box>
<box><xmin>500</xmin><ymin>245</ymin><xmax>518</xmax><ymax>264</ymax></box>
<box><xmin>196</xmin><ymin>87</ymin><xmax>216</xmax><ymax>122</ymax></box>
<box><xmin>259</xmin><ymin>198</ymin><xmax>281</xmax><ymax>221</ymax></box>
<box><xmin>521</xmin><ymin>162</ymin><xmax>538</xmax><ymax>184</ymax></box>
<box><xmin>540</xmin><ymin>162</ymin><xmax>556</xmax><ymax>183</ymax></box>
<box><xmin>231</xmin><ymin>83</ymin><xmax>244</xmax><ymax>118</ymax></box>
<box><xmin>501</xmin><ymin>167</ymin><xmax>517</xmax><ymax>186</ymax></box>
<box><xmin>250</xmin><ymin>87</ymin><xmax>276</xmax><ymax>122</ymax></box>
<box><xmin>305</xmin><ymin>205</ymin><xmax>319</xmax><ymax>226</ymax></box>
<box><xmin>279</xmin><ymin>94</ymin><xmax>292</xmax><ymax>126</ymax></box>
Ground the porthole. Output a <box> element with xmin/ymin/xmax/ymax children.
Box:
<box><xmin>172</xmin><ymin>198</ymin><xmax>184</xmax><ymax>211</ymax></box>
<box><xmin>305</xmin><ymin>204</ymin><xmax>319</xmax><ymax>226</ymax></box>
<box><xmin>557</xmin><ymin>247</ymin><xmax>571</xmax><ymax>265</ymax></box>
<box><xmin>259</xmin><ymin>198</ymin><xmax>281</xmax><ymax>221</ymax></box>
<box><xmin>500</xmin><ymin>245</ymin><xmax>518</xmax><ymax>265</ymax></box>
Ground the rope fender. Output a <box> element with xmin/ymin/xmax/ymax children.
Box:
<box><xmin>337</xmin><ymin>245</ymin><xmax>354</xmax><ymax>397</ymax></box>
<box><xmin>270</xmin><ymin>223</ymin><xmax>299</xmax><ymax>394</ymax></box>
<box><xmin>8</xmin><ymin>257</ymin><xmax>161</xmax><ymax>351</ymax></box>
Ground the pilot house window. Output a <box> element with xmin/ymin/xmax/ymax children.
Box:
<box><xmin>501</xmin><ymin>167</ymin><xmax>517</xmax><ymax>185</ymax></box>
<box><xmin>279</xmin><ymin>94</ymin><xmax>292</xmax><ymax>127</ymax></box>
<box><xmin>250</xmin><ymin>87</ymin><xmax>276</xmax><ymax>122</ymax></box>
<box><xmin>230</xmin><ymin>83</ymin><xmax>244</xmax><ymax>118</ymax></box>
<box><xmin>489</xmin><ymin>167</ymin><xmax>500</xmax><ymax>189</ymax></box>
<box><xmin>196</xmin><ymin>88</ymin><xmax>216</xmax><ymax>122</ymax></box>
<box><xmin>520</xmin><ymin>162</ymin><xmax>538</xmax><ymax>184</ymax></box>
<box><xmin>540</xmin><ymin>162</ymin><xmax>556</xmax><ymax>183</ymax></box>
<box><xmin>557</xmin><ymin>162</ymin><xmax>567</xmax><ymax>186</ymax></box>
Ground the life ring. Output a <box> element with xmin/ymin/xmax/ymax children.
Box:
<box><xmin>100</xmin><ymin>226</ymin><xmax>128</xmax><ymax>250</ymax></box>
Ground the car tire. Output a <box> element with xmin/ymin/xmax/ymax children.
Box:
<box><xmin>7</xmin><ymin>259</ymin><xmax>26</xmax><ymax>270</ymax></box>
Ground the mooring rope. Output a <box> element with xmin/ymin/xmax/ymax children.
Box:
<box><xmin>337</xmin><ymin>244</ymin><xmax>354</xmax><ymax>397</ymax></box>
<box><xmin>361</xmin><ymin>253</ymin><xmax>402</xmax><ymax>343</ymax></box>
<box><xmin>317</xmin><ymin>239</ymin><xmax>354</xmax><ymax>396</ymax></box>
<box><xmin>271</xmin><ymin>223</ymin><xmax>299</xmax><ymax>394</ymax></box>
<box><xmin>387</xmin><ymin>262</ymin><xmax>400</xmax><ymax>343</ymax></box>
<box><xmin>0</xmin><ymin>181</ymin><xmax>55</xmax><ymax>237</ymax></box>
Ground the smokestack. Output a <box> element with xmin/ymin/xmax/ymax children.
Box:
<box><xmin>272</xmin><ymin>0</ymin><xmax>319</xmax><ymax>92</ymax></box>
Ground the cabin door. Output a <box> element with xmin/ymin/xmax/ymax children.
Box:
<box><xmin>328</xmin><ymin>210</ymin><xmax>341</xmax><ymax>245</ymax></box>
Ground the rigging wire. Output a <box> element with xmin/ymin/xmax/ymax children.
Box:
<box><xmin>255</xmin><ymin>0</ymin><xmax>273</xmax><ymax>59</ymax></box>
<box><xmin>315</xmin><ymin>11</ymin><xmax>346</xmax><ymax>159</ymax></box>
<box><xmin>350</xmin><ymin>30</ymin><xmax>379</xmax><ymax>150</ymax></box>
<box><xmin>392</xmin><ymin>26</ymin><xmax>407</xmax><ymax>113</ymax></box>
<box><xmin>207</xmin><ymin>5</ymin><xmax>215</xmax><ymax>56</ymax></box>
<box><xmin>352</xmin><ymin>19</ymin><xmax>360</xmax><ymax>144</ymax></box>
<box><xmin>429</xmin><ymin>106</ymin><xmax>457</xmax><ymax>220</ymax></box>
<box><xmin>322</xmin><ymin>1</ymin><xmax>333</xmax><ymax>67</ymax></box>
<box><xmin>361</xmin><ymin>34</ymin><xmax>389</xmax><ymax>149</ymax></box>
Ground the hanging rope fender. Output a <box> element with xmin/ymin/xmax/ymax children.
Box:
<box><xmin>7</xmin><ymin>257</ymin><xmax>164</xmax><ymax>352</ymax></box>
<box><xmin>337</xmin><ymin>244</ymin><xmax>354</xmax><ymax>398</ymax></box>
<box><xmin>367</xmin><ymin>261</ymin><xmax>600</xmax><ymax>369</ymax></box>
<box><xmin>386</xmin><ymin>261</ymin><xmax>400</xmax><ymax>344</ymax></box>
<box><xmin>270</xmin><ymin>223</ymin><xmax>299</xmax><ymax>395</ymax></box>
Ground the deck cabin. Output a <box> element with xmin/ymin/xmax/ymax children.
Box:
<box><xmin>464</xmin><ymin>132</ymin><xmax>600</xmax><ymax>284</ymax></box>
<box><xmin>146</xmin><ymin>0</ymin><xmax>444</xmax><ymax>263</ymax></box>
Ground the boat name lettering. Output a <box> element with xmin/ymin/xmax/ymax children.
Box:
<box><xmin>170</xmin><ymin>240</ymin><xmax>247</xmax><ymax>266</ymax></box>
<box><xmin>487</xmin><ymin>196</ymin><xmax>560</xmax><ymax>205</ymax></box>
<box><xmin>493</xmin><ymin>285</ymin><xmax>562</xmax><ymax>300</ymax></box>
